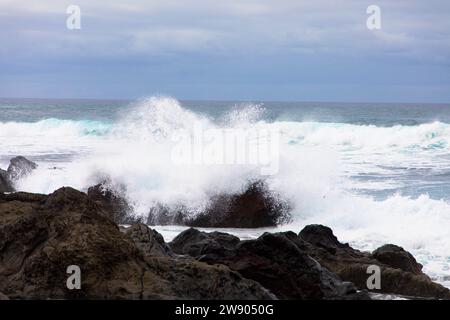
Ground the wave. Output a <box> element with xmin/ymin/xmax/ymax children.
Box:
<box><xmin>3</xmin><ymin>96</ymin><xmax>450</xmax><ymax>283</ymax></box>
<box><xmin>2</xmin><ymin>109</ymin><xmax>450</xmax><ymax>153</ymax></box>
<box><xmin>0</xmin><ymin>118</ymin><xmax>111</xmax><ymax>137</ymax></box>
<box><xmin>278</xmin><ymin>120</ymin><xmax>450</xmax><ymax>151</ymax></box>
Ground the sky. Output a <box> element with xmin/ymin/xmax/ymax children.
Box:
<box><xmin>1</xmin><ymin>0</ymin><xmax>450</xmax><ymax>102</ymax></box>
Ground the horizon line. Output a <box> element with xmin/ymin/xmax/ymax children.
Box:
<box><xmin>1</xmin><ymin>96</ymin><xmax>450</xmax><ymax>106</ymax></box>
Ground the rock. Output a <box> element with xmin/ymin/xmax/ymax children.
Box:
<box><xmin>87</xmin><ymin>182</ymin><xmax>139</xmax><ymax>225</ymax></box>
<box><xmin>0</xmin><ymin>187</ymin><xmax>274</xmax><ymax>300</ymax></box>
<box><xmin>0</xmin><ymin>156</ymin><xmax>37</xmax><ymax>193</ymax></box>
<box><xmin>0</xmin><ymin>169</ymin><xmax>14</xmax><ymax>193</ymax></box>
<box><xmin>299</xmin><ymin>224</ymin><xmax>450</xmax><ymax>299</ymax></box>
<box><xmin>372</xmin><ymin>244</ymin><xmax>423</xmax><ymax>275</ymax></box>
<box><xmin>170</xmin><ymin>228</ymin><xmax>240</xmax><ymax>260</ymax></box>
<box><xmin>187</xmin><ymin>181</ymin><xmax>291</xmax><ymax>228</ymax></box>
<box><xmin>148</xmin><ymin>181</ymin><xmax>291</xmax><ymax>228</ymax></box>
<box><xmin>7</xmin><ymin>156</ymin><xmax>37</xmax><ymax>181</ymax></box>
<box><xmin>298</xmin><ymin>224</ymin><xmax>349</xmax><ymax>253</ymax></box>
<box><xmin>125</xmin><ymin>224</ymin><xmax>173</xmax><ymax>257</ymax></box>
<box><xmin>170</xmin><ymin>228</ymin><xmax>368</xmax><ymax>300</ymax></box>
<box><xmin>0</xmin><ymin>292</ymin><xmax>9</xmax><ymax>300</ymax></box>
<box><xmin>141</xmin><ymin>257</ymin><xmax>276</xmax><ymax>299</ymax></box>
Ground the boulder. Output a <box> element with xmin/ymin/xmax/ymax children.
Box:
<box><xmin>0</xmin><ymin>187</ymin><xmax>275</xmax><ymax>300</ymax></box>
<box><xmin>372</xmin><ymin>244</ymin><xmax>423</xmax><ymax>275</ymax></box>
<box><xmin>170</xmin><ymin>228</ymin><xmax>240</xmax><ymax>260</ymax></box>
<box><xmin>1</xmin><ymin>156</ymin><xmax>37</xmax><ymax>193</ymax></box>
<box><xmin>298</xmin><ymin>224</ymin><xmax>349</xmax><ymax>253</ymax></box>
<box><xmin>7</xmin><ymin>156</ymin><xmax>37</xmax><ymax>181</ymax></box>
<box><xmin>170</xmin><ymin>228</ymin><xmax>368</xmax><ymax>300</ymax></box>
<box><xmin>148</xmin><ymin>181</ymin><xmax>291</xmax><ymax>228</ymax></box>
<box><xmin>299</xmin><ymin>224</ymin><xmax>450</xmax><ymax>299</ymax></box>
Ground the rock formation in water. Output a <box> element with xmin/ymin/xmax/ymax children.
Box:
<box><xmin>0</xmin><ymin>156</ymin><xmax>37</xmax><ymax>193</ymax></box>
<box><xmin>147</xmin><ymin>181</ymin><xmax>291</xmax><ymax>228</ymax></box>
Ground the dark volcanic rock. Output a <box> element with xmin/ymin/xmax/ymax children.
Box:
<box><xmin>299</xmin><ymin>224</ymin><xmax>450</xmax><ymax>299</ymax></box>
<box><xmin>187</xmin><ymin>181</ymin><xmax>291</xmax><ymax>228</ymax></box>
<box><xmin>0</xmin><ymin>187</ymin><xmax>275</xmax><ymax>300</ymax></box>
<box><xmin>170</xmin><ymin>228</ymin><xmax>240</xmax><ymax>260</ymax></box>
<box><xmin>299</xmin><ymin>224</ymin><xmax>349</xmax><ymax>252</ymax></box>
<box><xmin>141</xmin><ymin>257</ymin><xmax>275</xmax><ymax>300</ymax></box>
<box><xmin>0</xmin><ymin>291</ymin><xmax>9</xmax><ymax>300</ymax></box>
<box><xmin>0</xmin><ymin>169</ymin><xmax>14</xmax><ymax>193</ymax></box>
<box><xmin>125</xmin><ymin>224</ymin><xmax>173</xmax><ymax>257</ymax></box>
<box><xmin>148</xmin><ymin>181</ymin><xmax>291</xmax><ymax>228</ymax></box>
<box><xmin>372</xmin><ymin>244</ymin><xmax>423</xmax><ymax>275</ymax></box>
<box><xmin>87</xmin><ymin>183</ymin><xmax>139</xmax><ymax>224</ymax></box>
<box><xmin>170</xmin><ymin>228</ymin><xmax>368</xmax><ymax>300</ymax></box>
<box><xmin>7</xmin><ymin>156</ymin><xmax>37</xmax><ymax>181</ymax></box>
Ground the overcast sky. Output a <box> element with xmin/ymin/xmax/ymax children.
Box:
<box><xmin>1</xmin><ymin>0</ymin><xmax>450</xmax><ymax>102</ymax></box>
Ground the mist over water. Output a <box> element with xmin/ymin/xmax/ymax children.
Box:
<box><xmin>2</xmin><ymin>96</ymin><xmax>450</xmax><ymax>286</ymax></box>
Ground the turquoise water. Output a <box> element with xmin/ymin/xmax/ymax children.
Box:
<box><xmin>2</xmin><ymin>97</ymin><xmax>450</xmax><ymax>200</ymax></box>
<box><xmin>2</xmin><ymin>96</ymin><xmax>450</xmax><ymax>286</ymax></box>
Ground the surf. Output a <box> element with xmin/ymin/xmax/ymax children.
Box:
<box><xmin>3</xmin><ymin>96</ymin><xmax>450</xmax><ymax>287</ymax></box>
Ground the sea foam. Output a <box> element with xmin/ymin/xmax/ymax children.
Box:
<box><xmin>3</xmin><ymin>96</ymin><xmax>450</xmax><ymax>286</ymax></box>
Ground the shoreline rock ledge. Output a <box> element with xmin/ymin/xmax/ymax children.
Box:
<box><xmin>1</xmin><ymin>186</ymin><xmax>449</xmax><ymax>300</ymax></box>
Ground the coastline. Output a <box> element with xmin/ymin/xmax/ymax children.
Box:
<box><xmin>1</xmin><ymin>185</ymin><xmax>449</xmax><ymax>300</ymax></box>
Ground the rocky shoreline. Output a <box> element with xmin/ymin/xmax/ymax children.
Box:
<box><xmin>0</xmin><ymin>156</ymin><xmax>449</xmax><ymax>300</ymax></box>
<box><xmin>1</xmin><ymin>185</ymin><xmax>449</xmax><ymax>300</ymax></box>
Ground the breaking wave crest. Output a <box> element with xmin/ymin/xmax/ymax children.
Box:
<box><xmin>3</xmin><ymin>96</ymin><xmax>450</xmax><ymax>284</ymax></box>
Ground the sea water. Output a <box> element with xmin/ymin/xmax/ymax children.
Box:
<box><xmin>2</xmin><ymin>96</ymin><xmax>450</xmax><ymax>287</ymax></box>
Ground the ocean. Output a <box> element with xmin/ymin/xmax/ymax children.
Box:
<box><xmin>2</xmin><ymin>96</ymin><xmax>450</xmax><ymax>287</ymax></box>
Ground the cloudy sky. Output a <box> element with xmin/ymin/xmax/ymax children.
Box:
<box><xmin>1</xmin><ymin>0</ymin><xmax>450</xmax><ymax>102</ymax></box>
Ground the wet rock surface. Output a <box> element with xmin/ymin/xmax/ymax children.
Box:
<box><xmin>0</xmin><ymin>156</ymin><xmax>37</xmax><ymax>193</ymax></box>
<box><xmin>147</xmin><ymin>181</ymin><xmax>291</xmax><ymax>228</ymax></box>
<box><xmin>87</xmin><ymin>182</ymin><xmax>140</xmax><ymax>225</ymax></box>
<box><xmin>7</xmin><ymin>156</ymin><xmax>37</xmax><ymax>181</ymax></box>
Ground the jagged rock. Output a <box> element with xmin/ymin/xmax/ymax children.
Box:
<box><xmin>1</xmin><ymin>156</ymin><xmax>37</xmax><ymax>193</ymax></box>
<box><xmin>87</xmin><ymin>183</ymin><xmax>139</xmax><ymax>224</ymax></box>
<box><xmin>0</xmin><ymin>291</ymin><xmax>9</xmax><ymax>300</ymax></box>
<box><xmin>170</xmin><ymin>228</ymin><xmax>368</xmax><ymax>300</ymax></box>
<box><xmin>125</xmin><ymin>224</ymin><xmax>173</xmax><ymax>257</ymax></box>
<box><xmin>148</xmin><ymin>181</ymin><xmax>291</xmax><ymax>228</ymax></box>
<box><xmin>299</xmin><ymin>224</ymin><xmax>450</xmax><ymax>299</ymax></box>
<box><xmin>7</xmin><ymin>156</ymin><xmax>37</xmax><ymax>181</ymax></box>
<box><xmin>0</xmin><ymin>187</ymin><xmax>275</xmax><ymax>300</ymax></box>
